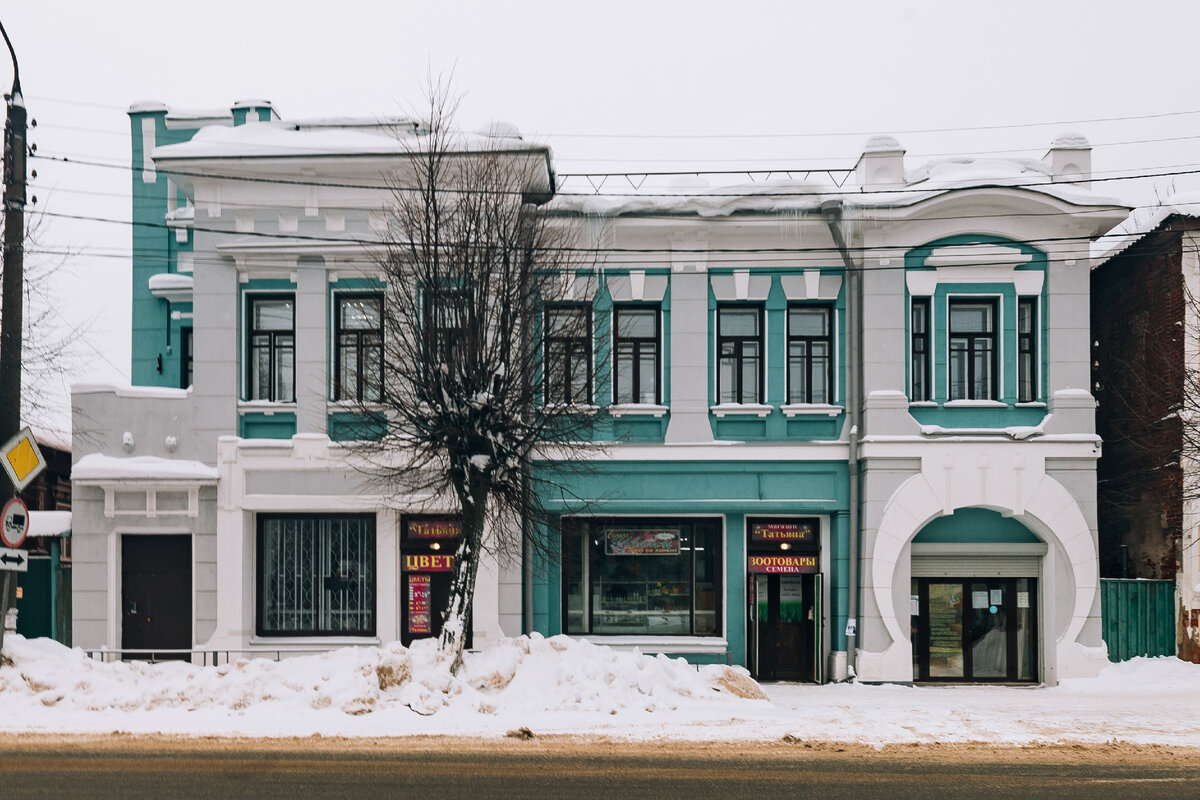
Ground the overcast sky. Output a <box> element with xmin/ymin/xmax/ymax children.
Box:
<box><xmin>4</xmin><ymin>0</ymin><xmax>1198</xmax><ymax>438</ymax></box>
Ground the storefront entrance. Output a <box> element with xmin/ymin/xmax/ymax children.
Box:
<box><xmin>749</xmin><ymin>572</ymin><xmax>821</xmax><ymax>681</ymax></box>
<box><xmin>401</xmin><ymin>516</ymin><xmax>471</xmax><ymax>648</ymax></box>
<box><xmin>911</xmin><ymin>577</ymin><xmax>1038</xmax><ymax>682</ymax></box>
<box><xmin>746</xmin><ymin>518</ymin><xmax>822</xmax><ymax>682</ymax></box>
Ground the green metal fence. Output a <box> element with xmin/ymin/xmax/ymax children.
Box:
<box><xmin>1100</xmin><ymin>578</ymin><xmax>1175</xmax><ymax>662</ymax></box>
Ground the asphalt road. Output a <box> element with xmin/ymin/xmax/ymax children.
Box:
<box><xmin>1</xmin><ymin>735</ymin><xmax>1196</xmax><ymax>799</ymax></box>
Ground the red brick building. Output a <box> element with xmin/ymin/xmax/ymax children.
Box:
<box><xmin>1092</xmin><ymin>204</ymin><xmax>1200</xmax><ymax>660</ymax></box>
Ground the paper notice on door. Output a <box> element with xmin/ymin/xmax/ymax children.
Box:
<box><xmin>910</xmin><ymin>595</ymin><xmax>920</xmax><ymax>616</ymax></box>
<box><xmin>972</xmin><ymin>590</ymin><xmax>989</xmax><ymax>609</ymax></box>
<box><xmin>1017</xmin><ymin>591</ymin><xmax>1030</xmax><ymax>609</ymax></box>
<box><xmin>990</xmin><ymin>589</ymin><xmax>1003</xmax><ymax>606</ymax></box>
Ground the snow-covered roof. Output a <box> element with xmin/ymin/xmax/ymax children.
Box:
<box><xmin>153</xmin><ymin>120</ymin><xmax>542</xmax><ymax>162</ymax></box>
<box><xmin>29</xmin><ymin>510</ymin><xmax>71</xmax><ymax>537</ymax></box>
<box><xmin>73</xmin><ymin>453</ymin><xmax>217</xmax><ymax>481</ymax></box>
<box><xmin>71</xmin><ymin>384</ymin><xmax>190</xmax><ymax>400</ymax></box>
<box><xmin>1091</xmin><ymin>191</ymin><xmax>1200</xmax><ymax>264</ymax></box>
<box><xmin>551</xmin><ymin>156</ymin><xmax>1123</xmax><ymax>218</ymax></box>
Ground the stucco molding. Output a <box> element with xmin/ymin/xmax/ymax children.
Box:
<box><xmin>862</xmin><ymin>445</ymin><xmax>1100</xmax><ymax>683</ymax></box>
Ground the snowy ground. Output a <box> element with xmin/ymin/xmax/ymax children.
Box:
<box><xmin>3</xmin><ymin>633</ymin><xmax>1199</xmax><ymax>746</ymax></box>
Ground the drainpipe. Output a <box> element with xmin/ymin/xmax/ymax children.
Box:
<box><xmin>822</xmin><ymin>199</ymin><xmax>862</xmax><ymax>680</ymax></box>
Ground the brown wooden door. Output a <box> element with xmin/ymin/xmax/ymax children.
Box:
<box><xmin>121</xmin><ymin>535</ymin><xmax>191</xmax><ymax>660</ymax></box>
<box><xmin>750</xmin><ymin>573</ymin><xmax>815</xmax><ymax>681</ymax></box>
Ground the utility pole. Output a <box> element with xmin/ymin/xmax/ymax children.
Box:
<box><xmin>0</xmin><ymin>18</ymin><xmax>26</xmax><ymax>657</ymax></box>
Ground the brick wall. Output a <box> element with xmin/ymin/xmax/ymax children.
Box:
<box><xmin>1092</xmin><ymin>224</ymin><xmax>1187</xmax><ymax>580</ymax></box>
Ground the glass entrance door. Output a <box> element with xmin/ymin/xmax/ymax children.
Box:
<box><xmin>749</xmin><ymin>573</ymin><xmax>816</xmax><ymax>681</ymax></box>
<box><xmin>912</xmin><ymin>577</ymin><xmax>1038</xmax><ymax>682</ymax></box>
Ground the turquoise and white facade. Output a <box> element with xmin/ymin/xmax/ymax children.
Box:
<box><xmin>71</xmin><ymin>104</ymin><xmax>1127</xmax><ymax>684</ymax></box>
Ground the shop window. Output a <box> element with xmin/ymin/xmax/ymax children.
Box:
<box><xmin>544</xmin><ymin>303</ymin><xmax>592</xmax><ymax>404</ymax></box>
<box><xmin>613</xmin><ymin>305</ymin><xmax>659</xmax><ymax>404</ymax></box>
<box><xmin>247</xmin><ymin>295</ymin><xmax>294</xmax><ymax>402</ymax></box>
<box><xmin>948</xmin><ymin>299</ymin><xmax>997</xmax><ymax>400</ymax></box>
<box><xmin>334</xmin><ymin>293</ymin><xmax>384</xmax><ymax>402</ymax></box>
<box><xmin>563</xmin><ymin>517</ymin><xmax>721</xmax><ymax>636</ymax></box>
<box><xmin>717</xmin><ymin>306</ymin><xmax>762</xmax><ymax>403</ymax></box>
<box><xmin>787</xmin><ymin>305</ymin><xmax>832</xmax><ymax>404</ymax></box>
<box><xmin>910</xmin><ymin>298</ymin><xmax>930</xmax><ymax>401</ymax></box>
<box><xmin>256</xmin><ymin>514</ymin><xmax>375</xmax><ymax>636</ymax></box>
<box><xmin>1017</xmin><ymin>298</ymin><xmax>1037</xmax><ymax>402</ymax></box>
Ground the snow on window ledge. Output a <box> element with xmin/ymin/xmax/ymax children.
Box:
<box><xmin>607</xmin><ymin>403</ymin><xmax>668</xmax><ymax>418</ymax></box>
<box><xmin>908</xmin><ymin>401</ymin><xmax>939</xmax><ymax>408</ymax></box>
<box><xmin>781</xmin><ymin>403</ymin><xmax>843</xmax><ymax>418</ymax></box>
<box><xmin>237</xmin><ymin>400</ymin><xmax>299</xmax><ymax>415</ymax></box>
<box><xmin>1015</xmin><ymin>401</ymin><xmax>1047</xmax><ymax>408</ymax></box>
<box><xmin>710</xmin><ymin>403</ymin><xmax>773</xmax><ymax>419</ymax></box>
<box><xmin>943</xmin><ymin>399</ymin><xmax>1007</xmax><ymax>408</ymax></box>
<box><xmin>577</xmin><ymin>635</ymin><xmax>729</xmax><ymax>655</ymax></box>
<box><xmin>542</xmin><ymin>403</ymin><xmax>600</xmax><ymax>416</ymax></box>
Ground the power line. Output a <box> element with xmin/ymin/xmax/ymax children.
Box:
<box><xmin>33</xmin><ymin>150</ymin><xmax>1200</xmax><ymax>198</ymax></box>
<box><xmin>30</xmin><ymin>92</ymin><xmax>1200</xmax><ymax>138</ymax></box>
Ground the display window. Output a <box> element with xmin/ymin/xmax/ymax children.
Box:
<box><xmin>911</xmin><ymin>577</ymin><xmax>1038</xmax><ymax>682</ymax></box>
<box><xmin>562</xmin><ymin>517</ymin><xmax>721</xmax><ymax>636</ymax></box>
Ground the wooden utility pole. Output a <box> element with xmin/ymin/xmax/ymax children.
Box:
<box><xmin>0</xmin><ymin>18</ymin><xmax>26</xmax><ymax>658</ymax></box>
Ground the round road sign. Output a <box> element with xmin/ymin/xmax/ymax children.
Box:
<box><xmin>1</xmin><ymin>497</ymin><xmax>29</xmax><ymax>548</ymax></box>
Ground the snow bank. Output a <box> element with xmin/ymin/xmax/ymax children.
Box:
<box><xmin>0</xmin><ymin>634</ymin><xmax>761</xmax><ymax>737</ymax></box>
<box><xmin>3</xmin><ymin>635</ymin><xmax>1199</xmax><ymax>745</ymax></box>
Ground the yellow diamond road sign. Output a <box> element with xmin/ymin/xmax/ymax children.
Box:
<box><xmin>2</xmin><ymin>427</ymin><xmax>47</xmax><ymax>492</ymax></box>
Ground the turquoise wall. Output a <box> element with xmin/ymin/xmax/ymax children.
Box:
<box><xmin>905</xmin><ymin>235</ymin><xmax>1049</xmax><ymax>429</ymax></box>
<box><xmin>529</xmin><ymin>458</ymin><xmax>850</xmax><ymax>666</ymax></box>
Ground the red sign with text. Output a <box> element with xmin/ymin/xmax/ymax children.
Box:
<box><xmin>408</xmin><ymin>574</ymin><xmax>431</xmax><ymax>635</ymax></box>
<box><xmin>404</xmin><ymin>553</ymin><xmax>455</xmax><ymax>572</ymax></box>
<box><xmin>748</xmin><ymin>554</ymin><xmax>818</xmax><ymax>574</ymax></box>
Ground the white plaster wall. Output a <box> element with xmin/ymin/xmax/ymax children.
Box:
<box><xmin>857</xmin><ymin>439</ymin><xmax>1107</xmax><ymax>684</ymax></box>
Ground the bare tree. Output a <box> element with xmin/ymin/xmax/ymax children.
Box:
<box><xmin>362</xmin><ymin>85</ymin><xmax>595</xmax><ymax>673</ymax></box>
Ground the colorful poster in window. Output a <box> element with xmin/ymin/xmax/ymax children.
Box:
<box><xmin>605</xmin><ymin>529</ymin><xmax>681</xmax><ymax>556</ymax></box>
<box><xmin>408</xmin><ymin>574</ymin><xmax>431</xmax><ymax>635</ymax></box>
<box><xmin>407</xmin><ymin>518</ymin><xmax>461</xmax><ymax>539</ymax></box>
<box><xmin>403</xmin><ymin>553</ymin><xmax>455</xmax><ymax>572</ymax></box>
<box><xmin>750</xmin><ymin>520</ymin><xmax>817</xmax><ymax>545</ymax></box>
<box><xmin>747</xmin><ymin>554</ymin><xmax>818</xmax><ymax>574</ymax></box>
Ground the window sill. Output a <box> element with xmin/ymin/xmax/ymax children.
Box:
<box><xmin>943</xmin><ymin>399</ymin><xmax>1007</xmax><ymax>408</ymax></box>
<box><xmin>576</xmin><ymin>635</ymin><xmax>729</xmax><ymax>655</ymax></box>
<box><xmin>608</xmin><ymin>403</ymin><xmax>668</xmax><ymax>418</ymax></box>
<box><xmin>781</xmin><ymin>403</ymin><xmax>843</xmax><ymax>418</ymax></box>
<box><xmin>238</xmin><ymin>401</ymin><xmax>298</xmax><ymax>415</ymax></box>
<box><xmin>908</xmin><ymin>401</ymin><xmax>939</xmax><ymax>408</ymax></box>
<box><xmin>710</xmin><ymin>403</ymin><xmax>773</xmax><ymax>419</ymax></box>
<box><xmin>248</xmin><ymin>635</ymin><xmax>381</xmax><ymax>646</ymax></box>
<box><xmin>1015</xmin><ymin>401</ymin><xmax>1047</xmax><ymax>408</ymax></box>
<box><xmin>542</xmin><ymin>403</ymin><xmax>600</xmax><ymax>416</ymax></box>
<box><xmin>327</xmin><ymin>401</ymin><xmax>387</xmax><ymax>412</ymax></box>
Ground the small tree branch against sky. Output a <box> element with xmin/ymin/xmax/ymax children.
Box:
<box><xmin>364</xmin><ymin>81</ymin><xmax>596</xmax><ymax>673</ymax></box>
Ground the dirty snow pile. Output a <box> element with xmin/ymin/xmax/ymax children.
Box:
<box><xmin>4</xmin><ymin>633</ymin><xmax>1200</xmax><ymax>745</ymax></box>
<box><xmin>0</xmin><ymin>633</ymin><xmax>765</xmax><ymax>737</ymax></box>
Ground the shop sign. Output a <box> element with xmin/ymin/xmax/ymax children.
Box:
<box><xmin>606</xmin><ymin>529</ymin><xmax>680</xmax><ymax>556</ymax></box>
<box><xmin>408</xmin><ymin>518</ymin><xmax>461</xmax><ymax>539</ymax></box>
<box><xmin>408</xmin><ymin>574</ymin><xmax>432</xmax><ymax>635</ymax></box>
<box><xmin>748</xmin><ymin>554</ymin><xmax>818</xmax><ymax>574</ymax></box>
<box><xmin>403</xmin><ymin>553</ymin><xmax>455</xmax><ymax>572</ymax></box>
<box><xmin>750</xmin><ymin>520</ymin><xmax>816</xmax><ymax>545</ymax></box>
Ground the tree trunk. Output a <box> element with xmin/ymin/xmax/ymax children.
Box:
<box><xmin>440</xmin><ymin>473</ymin><xmax>489</xmax><ymax>674</ymax></box>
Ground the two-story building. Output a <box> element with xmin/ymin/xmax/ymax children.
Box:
<box><xmin>72</xmin><ymin>103</ymin><xmax>1127</xmax><ymax>683</ymax></box>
